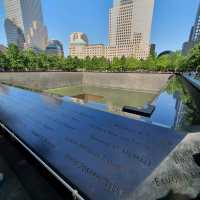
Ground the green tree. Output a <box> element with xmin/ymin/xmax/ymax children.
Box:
<box><xmin>141</xmin><ymin>56</ymin><xmax>156</xmax><ymax>71</ymax></box>
<box><xmin>168</xmin><ymin>51</ymin><xmax>185</xmax><ymax>72</ymax></box>
<box><xmin>83</xmin><ymin>56</ymin><xmax>93</xmax><ymax>71</ymax></box>
<box><xmin>63</xmin><ymin>56</ymin><xmax>79</xmax><ymax>71</ymax></box>
<box><xmin>6</xmin><ymin>44</ymin><xmax>25</xmax><ymax>71</ymax></box>
<box><xmin>22</xmin><ymin>49</ymin><xmax>38</xmax><ymax>71</ymax></box>
<box><xmin>156</xmin><ymin>55</ymin><xmax>170</xmax><ymax>71</ymax></box>
<box><xmin>1</xmin><ymin>43</ymin><xmax>193</xmax><ymax>72</ymax></box>
<box><xmin>0</xmin><ymin>52</ymin><xmax>9</xmax><ymax>71</ymax></box>
<box><xmin>71</xmin><ymin>56</ymin><xmax>80</xmax><ymax>71</ymax></box>
<box><xmin>111</xmin><ymin>57</ymin><xmax>123</xmax><ymax>72</ymax></box>
<box><xmin>126</xmin><ymin>57</ymin><xmax>141</xmax><ymax>71</ymax></box>
<box><xmin>120</xmin><ymin>56</ymin><xmax>127</xmax><ymax>72</ymax></box>
<box><xmin>186</xmin><ymin>43</ymin><xmax>200</xmax><ymax>71</ymax></box>
<box><xmin>48</xmin><ymin>55</ymin><xmax>60</xmax><ymax>71</ymax></box>
<box><xmin>98</xmin><ymin>57</ymin><xmax>110</xmax><ymax>71</ymax></box>
<box><xmin>56</xmin><ymin>56</ymin><xmax>67</xmax><ymax>71</ymax></box>
<box><xmin>37</xmin><ymin>53</ymin><xmax>49</xmax><ymax>71</ymax></box>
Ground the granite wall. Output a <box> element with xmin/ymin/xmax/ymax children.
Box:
<box><xmin>0</xmin><ymin>72</ymin><xmax>172</xmax><ymax>92</ymax></box>
<box><xmin>83</xmin><ymin>73</ymin><xmax>172</xmax><ymax>92</ymax></box>
<box><xmin>0</xmin><ymin>72</ymin><xmax>83</xmax><ymax>90</ymax></box>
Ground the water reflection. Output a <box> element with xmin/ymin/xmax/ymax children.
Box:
<box><xmin>72</xmin><ymin>94</ymin><xmax>104</xmax><ymax>103</ymax></box>
<box><xmin>0</xmin><ymin>84</ymin><xmax>9</xmax><ymax>95</ymax></box>
<box><xmin>148</xmin><ymin>76</ymin><xmax>200</xmax><ymax>132</ymax></box>
<box><xmin>47</xmin><ymin>86</ymin><xmax>156</xmax><ymax>110</ymax></box>
<box><xmin>41</xmin><ymin>93</ymin><xmax>63</xmax><ymax>106</ymax></box>
<box><xmin>47</xmin><ymin>76</ymin><xmax>200</xmax><ymax>132</ymax></box>
<box><xmin>166</xmin><ymin>77</ymin><xmax>200</xmax><ymax>130</ymax></box>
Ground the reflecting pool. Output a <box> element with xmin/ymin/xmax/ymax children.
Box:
<box><xmin>46</xmin><ymin>76</ymin><xmax>200</xmax><ymax>132</ymax></box>
<box><xmin>146</xmin><ymin>76</ymin><xmax>200</xmax><ymax>132</ymax></box>
<box><xmin>46</xmin><ymin>86</ymin><xmax>156</xmax><ymax>113</ymax></box>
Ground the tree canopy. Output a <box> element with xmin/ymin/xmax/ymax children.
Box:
<box><xmin>0</xmin><ymin>43</ymin><xmax>199</xmax><ymax>72</ymax></box>
<box><xmin>186</xmin><ymin>43</ymin><xmax>200</xmax><ymax>72</ymax></box>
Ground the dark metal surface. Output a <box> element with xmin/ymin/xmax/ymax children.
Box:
<box><xmin>0</xmin><ymin>84</ymin><xmax>184</xmax><ymax>200</ymax></box>
<box><xmin>122</xmin><ymin>104</ymin><xmax>155</xmax><ymax>117</ymax></box>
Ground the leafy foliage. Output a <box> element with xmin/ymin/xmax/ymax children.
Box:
<box><xmin>165</xmin><ymin>76</ymin><xmax>200</xmax><ymax>128</ymax></box>
<box><xmin>186</xmin><ymin>43</ymin><xmax>200</xmax><ymax>72</ymax></box>
<box><xmin>0</xmin><ymin>43</ymin><xmax>199</xmax><ymax>72</ymax></box>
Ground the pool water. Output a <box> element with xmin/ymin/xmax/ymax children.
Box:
<box><xmin>146</xmin><ymin>76</ymin><xmax>200</xmax><ymax>132</ymax></box>
<box><xmin>47</xmin><ymin>86</ymin><xmax>156</xmax><ymax>112</ymax></box>
<box><xmin>46</xmin><ymin>76</ymin><xmax>200</xmax><ymax>133</ymax></box>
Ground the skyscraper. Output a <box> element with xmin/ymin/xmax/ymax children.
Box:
<box><xmin>191</xmin><ymin>4</ymin><xmax>200</xmax><ymax>42</ymax></box>
<box><xmin>4</xmin><ymin>0</ymin><xmax>48</xmax><ymax>50</ymax></box>
<box><xmin>0</xmin><ymin>44</ymin><xmax>7</xmax><ymax>53</ymax></box>
<box><xmin>182</xmin><ymin>2</ymin><xmax>200</xmax><ymax>54</ymax></box>
<box><xmin>69</xmin><ymin>0</ymin><xmax>155</xmax><ymax>60</ymax></box>
<box><xmin>108</xmin><ymin>0</ymin><xmax>155</xmax><ymax>59</ymax></box>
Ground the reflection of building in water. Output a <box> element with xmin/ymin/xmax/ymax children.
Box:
<box><xmin>72</xmin><ymin>94</ymin><xmax>103</xmax><ymax>103</ymax></box>
<box><xmin>71</xmin><ymin>98</ymin><xmax>84</xmax><ymax>105</ymax></box>
<box><xmin>173</xmin><ymin>92</ymin><xmax>185</xmax><ymax>129</ymax></box>
<box><xmin>42</xmin><ymin>94</ymin><xmax>63</xmax><ymax>105</ymax></box>
<box><xmin>70</xmin><ymin>92</ymin><xmax>143</xmax><ymax>119</ymax></box>
<box><xmin>107</xmin><ymin>101</ymin><xmax>121</xmax><ymax>113</ymax></box>
<box><xmin>0</xmin><ymin>84</ymin><xmax>9</xmax><ymax>95</ymax></box>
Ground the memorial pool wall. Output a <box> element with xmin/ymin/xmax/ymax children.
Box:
<box><xmin>0</xmin><ymin>72</ymin><xmax>172</xmax><ymax>93</ymax></box>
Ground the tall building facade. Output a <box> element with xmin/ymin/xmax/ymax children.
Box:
<box><xmin>182</xmin><ymin>2</ymin><xmax>200</xmax><ymax>54</ymax></box>
<box><xmin>108</xmin><ymin>0</ymin><xmax>154</xmax><ymax>59</ymax></box>
<box><xmin>69</xmin><ymin>0</ymin><xmax>155</xmax><ymax>60</ymax></box>
<box><xmin>24</xmin><ymin>21</ymin><xmax>48</xmax><ymax>51</ymax></box>
<box><xmin>0</xmin><ymin>45</ymin><xmax>7</xmax><ymax>53</ymax></box>
<box><xmin>4</xmin><ymin>0</ymin><xmax>48</xmax><ymax>50</ymax></box>
<box><xmin>69</xmin><ymin>32</ymin><xmax>105</xmax><ymax>59</ymax></box>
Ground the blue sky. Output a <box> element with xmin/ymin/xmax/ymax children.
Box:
<box><xmin>0</xmin><ymin>0</ymin><xmax>199</xmax><ymax>55</ymax></box>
